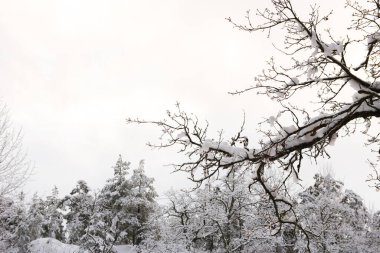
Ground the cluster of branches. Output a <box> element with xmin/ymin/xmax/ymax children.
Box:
<box><xmin>128</xmin><ymin>0</ymin><xmax>380</xmax><ymax>251</ymax></box>
<box><xmin>159</xmin><ymin>172</ymin><xmax>377</xmax><ymax>253</ymax></box>
<box><xmin>0</xmin><ymin>105</ymin><xmax>30</xmax><ymax>197</ymax></box>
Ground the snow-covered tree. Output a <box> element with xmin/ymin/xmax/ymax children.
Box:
<box><xmin>81</xmin><ymin>156</ymin><xmax>157</xmax><ymax>252</ymax></box>
<box><xmin>0</xmin><ymin>105</ymin><xmax>31</xmax><ymax>197</ymax></box>
<box><xmin>43</xmin><ymin>186</ymin><xmax>64</xmax><ymax>241</ymax></box>
<box><xmin>11</xmin><ymin>192</ymin><xmax>30</xmax><ymax>253</ymax></box>
<box><xmin>191</xmin><ymin>171</ymin><xmax>277</xmax><ymax>252</ymax></box>
<box><xmin>128</xmin><ymin>0</ymin><xmax>380</xmax><ymax>246</ymax></box>
<box><xmin>293</xmin><ymin>174</ymin><xmax>372</xmax><ymax>252</ymax></box>
<box><xmin>138</xmin><ymin>208</ymin><xmax>197</xmax><ymax>253</ymax></box>
<box><xmin>126</xmin><ymin>160</ymin><xmax>157</xmax><ymax>245</ymax></box>
<box><xmin>25</xmin><ymin>193</ymin><xmax>47</xmax><ymax>241</ymax></box>
<box><xmin>0</xmin><ymin>194</ymin><xmax>26</xmax><ymax>251</ymax></box>
<box><xmin>93</xmin><ymin>155</ymin><xmax>132</xmax><ymax>245</ymax></box>
<box><xmin>80</xmin><ymin>192</ymin><xmax>117</xmax><ymax>253</ymax></box>
<box><xmin>1</xmin><ymin>189</ymin><xmax>63</xmax><ymax>252</ymax></box>
<box><xmin>368</xmin><ymin>210</ymin><xmax>380</xmax><ymax>251</ymax></box>
<box><xmin>62</xmin><ymin>180</ymin><xmax>94</xmax><ymax>244</ymax></box>
<box><xmin>160</xmin><ymin>170</ymin><xmax>279</xmax><ymax>253</ymax></box>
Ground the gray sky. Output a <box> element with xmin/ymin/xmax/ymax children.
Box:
<box><xmin>0</xmin><ymin>0</ymin><xmax>378</xmax><ymax>209</ymax></box>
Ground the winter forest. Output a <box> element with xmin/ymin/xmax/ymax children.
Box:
<box><xmin>1</xmin><ymin>0</ymin><xmax>380</xmax><ymax>252</ymax></box>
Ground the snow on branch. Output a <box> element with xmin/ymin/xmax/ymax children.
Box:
<box><xmin>128</xmin><ymin>98</ymin><xmax>380</xmax><ymax>185</ymax></box>
<box><xmin>128</xmin><ymin>1</ymin><xmax>380</xmax><ymax>251</ymax></box>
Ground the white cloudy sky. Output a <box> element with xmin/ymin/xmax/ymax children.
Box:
<box><xmin>0</xmin><ymin>0</ymin><xmax>378</xmax><ymax>209</ymax></box>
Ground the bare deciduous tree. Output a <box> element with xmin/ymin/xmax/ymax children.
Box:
<box><xmin>0</xmin><ymin>105</ymin><xmax>30</xmax><ymax>197</ymax></box>
<box><xmin>128</xmin><ymin>0</ymin><xmax>380</xmax><ymax>250</ymax></box>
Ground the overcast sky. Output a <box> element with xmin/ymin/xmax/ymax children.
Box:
<box><xmin>0</xmin><ymin>0</ymin><xmax>378</xmax><ymax>209</ymax></box>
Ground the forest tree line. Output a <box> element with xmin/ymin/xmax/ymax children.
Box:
<box><xmin>1</xmin><ymin>155</ymin><xmax>379</xmax><ymax>252</ymax></box>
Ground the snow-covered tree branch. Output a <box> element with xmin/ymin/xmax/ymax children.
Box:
<box><xmin>127</xmin><ymin>0</ymin><xmax>380</xmax><ymax>249</ymax></box>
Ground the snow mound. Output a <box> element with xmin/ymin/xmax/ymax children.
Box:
<box><xmin>28</xmin><ymin>238</ymin><xmax>80</xmax><ymax>253</ymax></box>
<box><xmin>28</xmin><ymin>238</ymin><xmax>136</xmax><ymax>253</ymax></box>
<box><xmin>114</xmin><ymin>245</ymin><xmax>136</xmax><ymax>253</ymax></box>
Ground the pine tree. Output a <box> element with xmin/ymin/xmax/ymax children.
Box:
<box><xmin>62</xmin><ymin>180</ymin><xmax>94</xmax><ymax>244</ymax></box>
<box><xmin>95</xmin><ymin>155</ymin><xmax>131</xmax><ymax>245</ymax></box>
<box><xmin>11</xmin><ymin>192</ymin><xmax>33</xmax><ymax>253</ymax></box>
<box><xmin>25</xmin><ymin>193</ymin><xmax>47</xmax><ymax>241</ymax></box>
<box><xmin>0</xmin><ymin>194</ymin><xmax>27</xmax><ymax>251</ymax></box>
<box><xmin>44</xmin><ymin>186</ymin><xmax>64</xmax><ymax>240</ymax></box>
<box><xmin>368</xmin><ymin>211</ymin><xmax>380</xmax><ymax>252</ymax></box>
<box><xmin>81</xmin><ymin>155</ymin><xmax>131</xmax><ymax>252</ymax></box>
<box><xmin>80</xmin><ymin>193</ymin><xmax>117</xmax><ymax>253</ymax></box>
<box><xmin>88</xmin><ymin>156</ymin><xmax>157</xmax><ymax>247</ymax></box>
<box><xmin>126</xmin><ymin>160</ymin><xmax>157</xmax><ymax>245</ymax></box>
<box><xmin>82</xmin><ymin>155</ymin><xmax>130</xmax><ymax>252</ymax></box>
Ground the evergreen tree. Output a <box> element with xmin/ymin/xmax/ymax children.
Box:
<box><xmin>81</xmin><ymin>155</ymin><xmax>131</xmax><ymax>252</ymax></box>
<box><xmin>80</xmin><ymin>193</ymin><xmax>117</xmax><ymax>253</ymax></box>
<box><xmin>95</xmin><ymin>155</ymin><xmax>131</xmax><ymax>245</ymax></box>
<box><xmin>89</xmin><ymin>156</ymin><xmax>157</xmax><ymax>247</ymax></box>
<box><xmin>12</xmin><ymin>192</ymin><xmax>30</xmax><ymax>253</ymax></box>
<box><xmin>126</xmin><ymin>160</ymin><xmax>157</xmax><ymax>245</ymax></box>
<box><xmin>44</xmin><ymin>186</ymin><xmax>64</xmax><ymax>240</ymax></box>
<box><xmin>0</xmin><ymin>194</ymin><xmax>26</xmax><ymax>251</ymax></box>
<box><xmin>368</xmin><ymin>211</ymin><xmax>380</xmax><ymax>251</ymax></box>
<box><xmin>25</xmin><ymin>193</ymin><xmax>47</xmax><ymax>241</ymax></box>
<box><xmin>62</xmin><ymin>180</ymin><xmax>94</xmax><ymax>244</ymax></box>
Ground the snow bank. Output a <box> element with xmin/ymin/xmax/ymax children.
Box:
<box><xmin>115</xmin><ymin>245</ymin><xmax>137</xmax><ymax>253</ymax></box>
<box><xmin>29</xmin><ymin>238</ymin><xmax>80</xmax><ymax>253</ymax></box>
<box><xmin>28</xmin><ymin>238</ymin><xmax>136</xmax><ymax>253</ymax></box>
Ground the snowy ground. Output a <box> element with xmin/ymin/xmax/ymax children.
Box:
<box><xmin>28</xmin><ymin>238</ymin><xmax>136</xmax><ymax>253</ymax></box>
